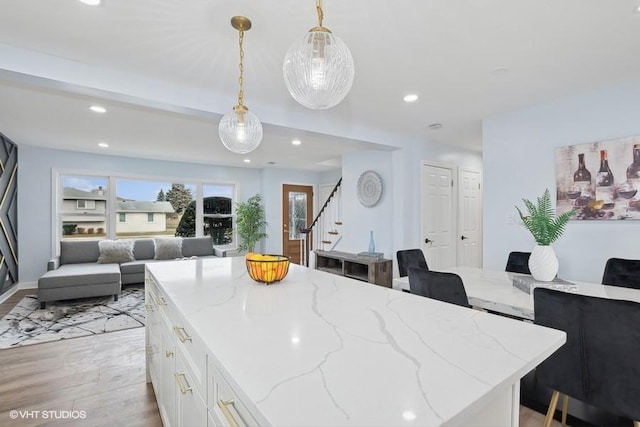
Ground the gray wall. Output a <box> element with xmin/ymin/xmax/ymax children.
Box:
<box><xmin>483</xmin><ymin>82</ymin><xmax>640</xmax><ymax>283</ymax></box>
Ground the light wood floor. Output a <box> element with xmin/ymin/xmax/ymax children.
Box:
<box><xmin>0</xmin><ymin>289</ymin><xmax>557</xmax><ymax>427</ymax></box>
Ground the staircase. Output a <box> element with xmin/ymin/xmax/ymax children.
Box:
<box><xmin>300</xmin><ymin>178</ymin><xmax>343</xmax><ymax>266</ymax></box>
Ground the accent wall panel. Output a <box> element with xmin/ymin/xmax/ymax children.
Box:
<box><xmin>0</xmin><ymin>132</ymin><xmax>17</xmax><ymax>296</ymax></box>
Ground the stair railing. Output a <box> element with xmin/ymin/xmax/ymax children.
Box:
<box><xmin>300</xmin><ymin>178</ymin><xmax>342</xmax><ymax>266</ymax></box>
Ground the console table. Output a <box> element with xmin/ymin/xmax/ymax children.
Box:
<box><xmin>314</xmin><ymin>250</ymin><xmax>392</xmax><ymax>287</ymax></box>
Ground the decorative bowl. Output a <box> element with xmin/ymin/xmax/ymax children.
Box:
<box><xmin>245</xmin><ymin>254</ymin><xmax>291</xmax><ymax>284</ymax></box>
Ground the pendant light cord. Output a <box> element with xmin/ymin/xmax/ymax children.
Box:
<box><xmin>316</xmin><ymin>0</ymin><xmax>324</xmax><ymax>27</ymax></box>
<box><xmin>237</xmin><ymin>29</ymin><xmax>245</xmax><ymax>107</ymax></box>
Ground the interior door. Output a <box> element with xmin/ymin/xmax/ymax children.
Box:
<box><xmin>282</xmin><ymin>184</ymin><xmax>313</xmax><ymax>265</ymax></box>
<box><xmin>457</xmin><ymin>169</ymin><xmax>483</xmax><ymax>267</ymax></box>
<box><xmin>421</xmin><ymin>162</ymin><xmax>456</xmax><ymax>270</ymax></box>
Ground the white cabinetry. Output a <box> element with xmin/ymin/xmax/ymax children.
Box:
<box><xmin>146</xmin><ymin>274</ymin><xmax>208</xmax><ymax>427</ymax></box>
<box><xmin>207</xmin><ymin>362</ymin><xmax>258</xmax><ymax>427</ymax></box>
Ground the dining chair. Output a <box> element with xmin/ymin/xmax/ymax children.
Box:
<box><xmin>396</xmin><ymin>249</ymin><xmax>429</xmax><ymax>277</ymax></box>
<box><xmin>505</xmin><ymin>251</ymin><xmax>531</xmax><ymax>274</ymax></box>
<box><xmin>407</xmin><ymin>267</ymin><xmax>471</xmax><ymax>308</ymax></box>
<box><xmin>533</xmin><ymin>288</ymin><xmax>640</xmax><ymax>427</ymax></box>
<box><xmin>601</xmin><ymin>257</ymin><xmax>640</xmax><ymax>289</ymax></box>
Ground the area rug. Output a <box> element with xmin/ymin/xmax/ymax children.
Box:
<box><xmin>0</xmin><ymin>286</ymin><xmax>145</xmax><ymax>349</ymax></box>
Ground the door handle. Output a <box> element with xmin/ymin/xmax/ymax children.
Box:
<box><xmin>425</xmin><ymin>238</ymin><xmax>433</xmax><ymax>244</ymax></box>
<box><xmin>460</xmin><ymin>235</ymin><xmax>468</xmax><ymax>240</ymax></box>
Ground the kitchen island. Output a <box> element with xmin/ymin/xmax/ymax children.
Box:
<box><xmin>145</xmin><ymin>257</ymin><xmax>565</xmax><ymax>427</ymax></box>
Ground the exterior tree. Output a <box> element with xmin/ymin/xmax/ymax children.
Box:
<box><xmin>175</xmin><ymin>196</ymin><xmax>233</xmax><ymax>245</ymax></box>
<box><xmin>166</xmin><ymin>184</ymin><xmax>193</xmax><ymax>215</ymax></box>
<box><xmin>156</xmin><ymin>189</ymin><xmax>166</xmax><ymax>201</ymax></box>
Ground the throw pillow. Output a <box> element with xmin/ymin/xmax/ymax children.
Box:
<box><xmin>97</xmin><ymin>240</ymin><xmax>135</xmax><ymax>264</ymax></box>
<box><xmin>154</xmin><ymin>237</ymin><xmax>183</xmax><ymax>260</ymax></box>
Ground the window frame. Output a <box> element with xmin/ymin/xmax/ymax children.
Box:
<box><xmin>52</xmin><ymin>168</ymin><xmax>238</xmax><ymax>256</ymax></box>
<box><xmin>76</xmin><ymin>199</ymin><xmax>96</xmax><ymax>210</ymax></box>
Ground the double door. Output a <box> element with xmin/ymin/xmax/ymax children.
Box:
<box><xmin>421</xmin><ymin>162</ymin><xmax>482</xmax><ymax>270</ymax></box>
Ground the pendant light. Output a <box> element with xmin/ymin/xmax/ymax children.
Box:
<box><xmin>283</xmin><ymin>0</ymin><xmax>354</xmax><ymax>110</ymax></box>
<box><xmin>219</xmin><ymin>16</ymin><xmax>263</xmax><ymax>154</ymax></box>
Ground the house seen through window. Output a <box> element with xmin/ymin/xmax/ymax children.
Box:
<box><xmin>59</xmin><ymin>174</ymin><xmax>235</xmax><ymax>246</ymax></box>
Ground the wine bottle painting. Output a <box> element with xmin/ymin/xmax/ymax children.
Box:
<box><xmin>555</xmin><ymin>136</ymin><xmax>640</xmax><ymax>220</ymax></box>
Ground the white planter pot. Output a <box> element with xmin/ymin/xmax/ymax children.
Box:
<box><xmin>528</xmin><ymin>245</ymin><xmax>559</xmax><ymax>282</ymax></box>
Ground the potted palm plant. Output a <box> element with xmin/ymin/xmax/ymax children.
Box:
<box><xmin>235</xmin><ymin>194</ymin><xmax>268</xmax><ymax>252</ymax></box>
<box><xmin>515</xmin><ymin>189</ymin><xmax>575</xmax><ymax>281</ymax></box>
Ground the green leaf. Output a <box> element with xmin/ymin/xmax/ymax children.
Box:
<box><xmin>515</xmin><ymin>188</ymin><xmax>576</xmax><ymax>246</ymax></box>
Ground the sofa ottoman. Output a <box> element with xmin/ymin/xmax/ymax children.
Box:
<box><xmin>38</xmin><ymin>262</ymin><xmax>121</xmax><ymax>309</ymax></box>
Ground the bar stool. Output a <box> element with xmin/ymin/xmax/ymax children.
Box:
<box><xmin>505</xmin><ymin>251</ymin><xmax>531</xmax><ymax>274</ymax></box>
<box><xmin>408</xmin><ymin>267</ymin><xmax>471</xmax><ymax>308</ymax></box>
<box><xmin>533</xmin><ymin>288</ymin><xmax>640</xmax><ymax>427</ymax></box>
<box><xmin>602</xmin><ymin>257</ymin><xmax>640</xmax><ymax>289</ymax></box>
<box><xmin>396</xmin><ymin>249</ymin><xmax>428</xmax><ymax>277</ymax></box>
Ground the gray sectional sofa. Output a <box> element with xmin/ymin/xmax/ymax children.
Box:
<box><xmin>38</xmin><ymin>236</ymin><xmax>217</xmax><ymax>308</ymax></box>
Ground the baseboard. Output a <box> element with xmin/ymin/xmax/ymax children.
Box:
<box><xmin>0</xmin><ymin>281</ymin><xmax>38</xmax><ymax>303</ymax></box>
<box><xmin>0</xmin><ymin>285</ymin><xmax>19</xmax><ymax>304</ymax></box>
<box><xmin>19</xmin><ymin>281</ymin><xmax>38</xmax><ymax>290</ymax></box>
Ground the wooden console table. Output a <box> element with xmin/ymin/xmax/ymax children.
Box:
<box><xmin>314</xmin><ymin>250</ymin><xmax>392</xmax><ymax>287</ymax></box>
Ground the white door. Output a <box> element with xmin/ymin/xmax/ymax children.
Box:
<box><xmin>457</xmin><ymin>169</ymin><xmax>483</xmax><ymax>267</ymax></box>
<box><xmin>421</xmin><ymin>162</ymin><xmax>456</xmax><ymax>270</ymax></box>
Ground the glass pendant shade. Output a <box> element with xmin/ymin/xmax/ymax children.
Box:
<box><xmin>218</xmin><ymin>106</ymin><xmax>263</xmax><ymax>154</ymax></box>
<box><xmin>283</xmin><ymin>30</ymin><xmax>354</xmax><ymax>110</ymax></box>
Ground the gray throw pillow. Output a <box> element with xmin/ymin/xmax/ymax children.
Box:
<box><xmin>97</xmin><ymin>240</ymin><xmax>135</xmax><ymax>264</ymax></box>
<box><xmin>154</xmin><ymin>237</ymin><xmax>183</xmax><ymax>260</ymax></box>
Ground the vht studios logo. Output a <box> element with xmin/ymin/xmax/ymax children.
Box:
<box><xmin>9</xmin><ymin>410</ymin><xmax>87</xmax><ymax>420</ymax></box>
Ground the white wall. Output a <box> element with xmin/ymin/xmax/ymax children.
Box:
<box><xmin>339</xmin><ymin>150</ymin><xmax>394</xmax><ymax>258</ymax></box>
<box><xmin>483</xmin><ymin>82</ymin><xmax>640</xmax><ymax>283</ymax></box>
<box><xmin>259</xmin><ymin>168</ymin><xmax>322</xmax><ymax>255</ymax></box>
<box><xmin>392</xmin><ymin>139</ymin><xmax>483</xmax><ymax>256</ymax></box>
<box><xmin>18</xmin><ymin>140</ymin><xmax>483</xmax><ymax>283</ymax></box>
<box><xmin>18</xmin><ymin>146</ymin><xmax>263</xmax><ymax>282</ymax></box>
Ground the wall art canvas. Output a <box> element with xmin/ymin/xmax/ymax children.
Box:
<box><xmin>555</xmin><ymin>136</ymin><xmax>640</xmax><ymax>220</ymax></box>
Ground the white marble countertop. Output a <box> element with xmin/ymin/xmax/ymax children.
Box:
<box><xmin>393</xmin><ymin>267</ymin><xmax>640</xmax><ymax>320</ymax></box>
<box><xmin>147</xmin><ymin>258</ymin><xmax>565</xmax><ymax>427</ymax></box>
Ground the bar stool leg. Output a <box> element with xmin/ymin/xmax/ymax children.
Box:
<box><xmin>561</xmin><ymin>394</ymin><xmax>569</xmax><ymax>425</ymax></box>
<box><xmin>544</xmin><ymin>390</ymin><xmax>560</xmax><ymax>427</ymax></box>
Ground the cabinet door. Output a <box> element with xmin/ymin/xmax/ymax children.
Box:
<box><xmin>159</xmin><ymin>323</ymin><xmax>176</xmax><ymax>427</ymax></box>
<box><xmin>175</xmin><ymin>349</ymin><xmax>207</xmax><ymax>427</ymax></box>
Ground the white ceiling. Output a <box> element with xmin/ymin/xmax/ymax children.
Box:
<box><xmin>0</xmin><ymin>0</ymin><xmax>639</xmax><ymax>171</ymax></box>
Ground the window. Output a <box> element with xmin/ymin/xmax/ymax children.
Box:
<box><xmin>57</xmin><ymin>172</ymin><xmax>234</xmax><ymax>246</ymax></box>
<box><xmin>202</xmin><ymin>184</ymin><xmax>234</xmax><ymax>245</ymax></box>
<box><xmin>76</xmin><ymin>200</ymin><xmax>96</xmax><ymax>209</ymax></box>
<box><xmin>60</xmin><ymin>175</ymin><xmax>108</xmax><ymax>240</ymax></box>
<box><xmin>116</xmin><ymin>179</ymin><xmax>195</xmax><ymax>240</ymax></box>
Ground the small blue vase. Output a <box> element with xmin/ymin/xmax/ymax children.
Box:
<box><xmin>368</xmin><ymin>230</ymin><xmax>375</xmax><ymax>253</ymax></box>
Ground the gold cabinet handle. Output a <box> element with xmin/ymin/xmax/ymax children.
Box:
<box><xmin>145</xmin><ymin>345</ymin><xmax>155</xmax><ymax>356</ymax></box>
<box><xmin>155</xmin><ymin>296</ymin><xmax>167</xmax><ymax>306</ymax></box>
<box><xmin>218</xmin><ymin>399</ymin><xmax>241</xmax><ymax>427</ymax></box>
<box><xmin>144</xmin><ymin>304</ymin><xmax>154</xmax><ymax>312</ymax></box>
<box><xmin>174</xmin><ymin>373</ymin><xmax>192</xmax><ymax>395</ymax></box>
<box><xmin>165</xmin><ymin>350</ymin><xmax>173</xmax><ymax>358</ymax></box>
<box><xmin>173</xmin><ymin>326</ymin><xmax>192</xmax><ymax>343</ymax></box>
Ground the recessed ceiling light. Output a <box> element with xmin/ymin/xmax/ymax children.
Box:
<box><xmin>403</xmin><ymin>94</ymin><xmax>419</xmax><ymax>103</ymax></box>
<box><xmin>98</xmin><ymin>142</ymin><xmax>109</xmax><ymax>148</ymax></box>
<box><xmin>292</xmin><ymin>139</ymin><xmax>302</xmax><ymax>146</ymax></box>
<box><xmin>89</xmin><ymin>105</ymin><xmax>106</xmax><ymax>113</ymax></box>
<box><xmin>243</xmin><ymin>159</ymin><xmax>251</xmax><ymax>163</ymax></box>
<box><xmin>79</xmin><ymin>0</ymin><xmax>102</xmax><ymax>6</ymax></box>
<box><xmin>402</xmin><ymin>411</ymin><xmax>417</xmax><ymax>421</ymax></box>
<box><xmin>635</xmin><ymin>5</ymin><xmax>640</xmax><ymax>13</ymax></box>
<box><xmin>429</xmin><ymin>123</ymin><xmax>443</xmax><ymax>130</ymax></box>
